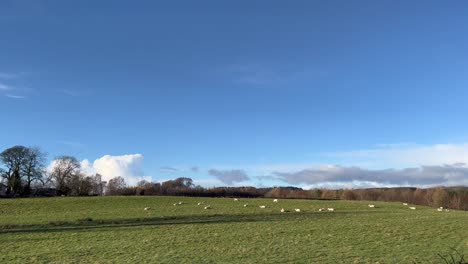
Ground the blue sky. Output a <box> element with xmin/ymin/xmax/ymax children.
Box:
<box><xmin>1</xmin><ymin>0</ymin><xmax>468</xmax><ymax>188</ymax></box>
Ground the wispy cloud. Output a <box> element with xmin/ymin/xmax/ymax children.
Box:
<box><xmin>5</xmin><ymin>94</ymin><xmax>25</xmax><ymax>99</ymax></box>
<box><xmin>159</xmin><ymin>166</ymin><xmax>179</xmax><ymax>172</ymax></box>
<box><xmin>0</xmin><ymin>82</ymin><xmax>13</xmax><ymax>90</ymax></box>
<box><xmin>0</xmin><ymin>72</ymin><xmax>20</xmax><ymax>80</ymax></box>
<box><xmin>208</xmin><ymin>169</ymin><xmax>250</xmax><ymax>185</ymax></box>
<box><xmin>59</xmin><ymin>89</ymin><xmax>91</xmax><ymax>97</ymax></box>
<box><xmin>323</xmin><ymin>142</ymin><xmax>468</xmax><ymax>169</ymax></box>
<box><xmin>55</xmin><ymin>140</ymin><xmax>83</xmax><ymax>147</ymax></box>
<box><xmin>1</xmin><ymin>74</ymin><xmax>28</xmax><ymax>98</ymax></box>
<box><xmin>229</xmin><ymin>64</ymin><xmax>274</xmax><ymax>85</ymax></box>
<box><xmin>224</xmin><ymin>63</ymin><xmax>326</xmax><ymax>85</ymax></box>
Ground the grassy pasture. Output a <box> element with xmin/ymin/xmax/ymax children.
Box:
<box><xmin>0</xmin><ymin>196</ymin><xmax>467</xmax><ymax>263</ymax></box>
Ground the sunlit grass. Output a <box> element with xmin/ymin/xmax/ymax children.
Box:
<box><xmin>0</xmin><ymin>196</ymin><xmax>467</xmax><ymax>263</ymax></box>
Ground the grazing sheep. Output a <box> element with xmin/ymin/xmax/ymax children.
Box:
<box><xmin>294</xmin><ymin>209</ymin><xmax>301</xmax><ymax>212</ymax></box>
<box><xmin>368</xmin><ymin>204</ymin><xmax>375</xmax><ymax>208</ymax></box>
<box><xmin>280</xmin><ymin>208</ymin><xmax>285</xmax><ymax>213</ymax></box>
<box><xmin>204</xmin><ymin>205</ymin><xmax>211</xmax><ymax>209</ymax></box>
<box><xmin>409</xmin><ymin>207</ymin><xmax>416</xmax><ymax>210</ymax></box>
<box><xmin>234</xmin><ymin>198</ymin><xmax>238</xmax><ymax>201</ymax></box>
<box><xmin>144</xmin><ymin>207</ymin><xmax>151</xmax><ymax>211</ymax></box>
<box><xmin>173</xmin><ymin>203</ymin><xmax>178</xmax><ymax>206</ymax></box>
<box><xmin>243</xmin><ymin>204</ymin><xmax>248</xmax><ymax>207</ymax></box>
<box><xmin>259</xmin><ymin>205</ymin><xmax>266</xmax><ymax>209</ymax></box>
<box><xmin>403</xmin><ymin>203</ymin><xmax>408</xmax><ymax>205</ymax></box>
<box><xmin>437</xmin><ymin>207</ymin><xmax>443</xmax><ymax>212</ymax></box>
<box><xmin>197</xmin><ymin>202</ymin><xmax>203</xmax><ymax>206</ymax></box>
<box><xmin>318</xmin><ymin>208</ymin><xmax>325</xmax><ymax>212</ymax></box>
<box><xmin>327</xmin><ymin>208</ymin><xmax>334</xmax><ymax>212</ymax></box>
<box><xmin>273</xmin><ymin>199</ymin><xmax>278</xmax><ymax>202</ymax></box>
<box><xmin>178</xmin><ymin>201</ymin><xmax>183</xmax><ymax>205</ymax></box>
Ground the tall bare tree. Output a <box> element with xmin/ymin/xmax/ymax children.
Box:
<box><xmin>92</xmin><ymin>173</ymin><xmax>106</xmax><ymax>196</ymax></box>
<box><xmin>48</xmin><ymin>156</ymin><xmax>81</xmax><ymax>195</ymax></box>
<box><xmin>21</xmin><ymin>147</ymin><xmax>47</xmax><ymax>195</ymax></box>
<box><xmin>106</xmin><ymin>176</ymin><xmax>126</xmax><ymax>195</ymax></box>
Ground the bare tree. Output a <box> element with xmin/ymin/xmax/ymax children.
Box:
<box><xmin>91</xmin><ymin>173</ymin><xmax>106</xmax><ymax>196</ymax></box>
<box><xmin>106</xmin><ymin>176</ymin><xmax>126</xmax><ymax>195</ymax></box>
<box><xmin>48</xmin><ymin>156</ymin><xmax>81</xmax><ymax>195</ymax></box>
<box><xmin>21</xmin><ymin>147</ymin><xmax>47</xmax><ymax>195</ymax></box>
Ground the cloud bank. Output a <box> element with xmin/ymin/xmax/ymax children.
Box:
<box><xmin>81</xmin><ymin>154</ymin><xmax>151</xmax><ymax>186</ymax></box>
<box><xmin>272</xmin><ymin>163</ymin><xmax>468</xmax><ymax>188</ymax></box>
<box><xmin>208</xmin><ymin>169</ymin><xmax>250</xmax><ymax>185</ymax></box>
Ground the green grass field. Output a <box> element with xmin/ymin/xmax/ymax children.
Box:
<box><xmin>0</xmin><ymin>196</ymin><xmax>467</xmax><ymax>263</ymax></box>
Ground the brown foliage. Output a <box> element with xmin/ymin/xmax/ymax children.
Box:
<box><xmin>432</xmin><ymin>187</ymin><xmax>449</xmax><ymax>208</ymax></box>
<box><xmin>321</xmin><ymin>189</ymin><xmax>337</xmax><ymax>199</ymax></box>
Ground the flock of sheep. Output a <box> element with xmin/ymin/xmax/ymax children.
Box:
<box><xmin>143</xmin><ymin>198</ymin><xmax>336</xmax><ymax>213</ymax></box>
<box><xmin>143</xmin><ymin>199</ymin><xmax>450</xmax><ymax>212</ymax></box>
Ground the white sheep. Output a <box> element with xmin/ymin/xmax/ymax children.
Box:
<box><xmin>144</xmin><ymin>207</ymin><xmax>151</xmax><ymax>211</ymax></box>
<box><xmin>327</xmin><ymin>208</ymin><xmax>334</xmax><ymax>212</ymax></box>
<box><xmin>368</xmin><ymin>204</ymin><xmax>375</xmax><ymax>208</ymax></box>
<box><xmin>318</xmin><ymin>208</ymin><xmax>325</xmax><ymax>212</ymax></box>
<box><xmin>294</xmin><ymin>208</ymin><xmax>301</xmax><ymax>212</ymax></box>
<box><xmin>259</xmin><ymin>205</ymin><xmax>266</xmax><ymax>209</ymax></box>
<box><xmin>173</xmin><ymin>203</ymin><xmax>178</xmax><ymax>206</ymax></box>
<box><xmin>437</xmin><ymin>207</ymin><xmax>443</xmax><ymax>212</ymax></box>
<box><xmin>178</xmin><ymin>201</ymin><xmax>183</xmax><ymax>205</ymax></box>
<box><xmin>234</xmin><ymin>198</ymin><xmax>238</xmax><ymax>201</ymax></box>
<box><xmin>273</xmin><ymin>199</ymin><xmax>278</xmax><ymax>202</ymax></box>
<box><xmin>243</xmin><ymin>204</ymin><xmax>248</xmax><ymax>207</ymax></box>
<box><xmin>409</xmin><ymin>207</ymin><xmax>416</xmax><ymax>210</ymax></box>
<box><xmin>204</xmin><ymin>205</ymin><xmax>211</xmax><ymax>209</ymax></box>
<box><xmin>403</xmin><ymin>203</ymin><xmax>408</xmax><ymax>205</ymax></box>
<box><xmin>280</xmin><ymin>208</ymin><xmax>285</xmax><ymax>213</ymax></box>
<box><xmin>197</xmin><ymin>202</ymin><xmax>203</xmax><ymax>206</ymax></box>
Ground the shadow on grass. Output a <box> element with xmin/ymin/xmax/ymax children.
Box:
<box><xmin>0</xmin><ymin>210</ymin><xmax>381</xmax><ymax>235</ymax></box>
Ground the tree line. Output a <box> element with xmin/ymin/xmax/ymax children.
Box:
<box><xmin>0</xmin><ymin>146</ymin><xmax>104</xmax><ymax>196</ymax></box>
<box><xmin>1</xmin><ymin>145</ymin><xmax>467</xmax><ymax>210</ymax></box>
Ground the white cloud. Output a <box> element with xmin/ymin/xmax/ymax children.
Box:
<box><xmin>81</xmin><ymin>154</ymin><xmax>152</xmax><ymax>186</ymax></box>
